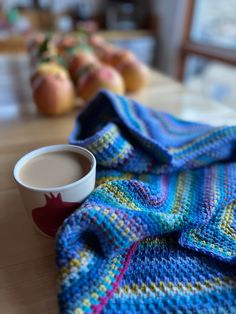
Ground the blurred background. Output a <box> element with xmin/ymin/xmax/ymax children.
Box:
<box><xmin>0</xmin><ymin>0</ymin><xmax>235</xmax><ymax>109</ymax></box>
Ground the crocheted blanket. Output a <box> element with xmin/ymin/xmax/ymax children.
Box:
<box><xmin>56</xmin><ymin>90</ymin><xmax>236</xmax><ymax>314</ymax></box>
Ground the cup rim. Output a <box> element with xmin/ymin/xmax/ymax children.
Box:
<box><xmin>13</xmin><ymin>144</ymin><xmax>96</xmax><ymax>192</ymax></box>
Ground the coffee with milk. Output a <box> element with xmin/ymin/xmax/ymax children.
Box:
<box><xmin>19</xmin><ymin>151</ymin><xmax>91</xmax><ymax>189</ymax></box>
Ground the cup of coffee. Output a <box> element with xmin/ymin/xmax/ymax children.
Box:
<box><xmin>13</xmin><ymin>145</ymin><xmax>96</xmax><ymax>237</ymax></box>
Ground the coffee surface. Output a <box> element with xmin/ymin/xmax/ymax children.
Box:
<box><xmin>19</xmin><ymin>151</ymin><xmax>91</xmax><ymax>188</ymax></box>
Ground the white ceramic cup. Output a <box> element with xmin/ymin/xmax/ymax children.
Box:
<box><xmin>13</xmin><ymin>145</ymin><xmax>96</xmax><ymax>238</ymax></box>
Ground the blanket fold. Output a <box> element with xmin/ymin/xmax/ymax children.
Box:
<box><xmin>57</xmin><ymin>90</ymin><xmax>236</xmax><ymax>314</ymax></box>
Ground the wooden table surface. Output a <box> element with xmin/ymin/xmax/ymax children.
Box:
<box><xmin>1</xmin><ymin>54</ymin><xmax>235</xmax><ymax>314</ymax></box>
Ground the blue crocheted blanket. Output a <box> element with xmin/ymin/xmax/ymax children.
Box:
<box><xmin>56</xmin><ymin>90</ymin><xmax>236</xmax><ymax>314</ymax></box>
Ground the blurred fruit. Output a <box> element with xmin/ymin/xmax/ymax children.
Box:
<box><xmin>61</xmin><ymin>44</ymin><xmax>93</xmax><ymax>66</ymax></box>
<box><xmin>94</xmin><ymin>46</ymin><xmax>136</xmax><ymax>68</ymax></box>
<box><xmin>57</xmin><ymin>36</ymin><xmax>77</xmax><ymax>55</ymax></box>
<box><xmin>27</xmin><ymin>33</ymin><xmax>151</xmax><ymax>114</ymax></box>
<box><xmin>37</xmin><ymin>55</ymin><xmax>66</xmax><ymax>68</ymax></box>
<box><xmin>32</xmin><ymin>72</ymin><xmax>75</xmax><ymax>115</ymax></box>
<box><xmin>68</xmin><ymin>51</ymin><xmax>99</xmax><ymax>81</ymax></box>
<box><xmin>109</xmin><ymin>49</ymin><xmax>136</xmax><ymax>67</ymax></box>
<box><xmin>93</xmin><ymin>44</ymin><xmax>115</xmax><ymax>63</ymax></box>
<box><xmin>117</xmin><ymin>59</ymin><xmax>150</xmax><ymax>92</ymax></box>
<box><xmin>31</xmin><ymin>62</ymin><xmax>69</xmax><ymax>85</ymax></box>
<box><xmin>89</xmin><ymin>34</ymin><xmax>106</xmax><ymax>47</ymax></box>
<box><xmin>77</xmin><ymin>64</ymin><xmax>124</xmax><ymax>101</ymax></box>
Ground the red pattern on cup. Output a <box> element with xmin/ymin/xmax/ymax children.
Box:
<box><xmin>32</xmin><ymin>193</ymin><xmax>81</xmax><ymax>237</ymax></box>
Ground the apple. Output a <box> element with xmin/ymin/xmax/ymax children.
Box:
<box><xmin>57</xmin><ymin>36</ymin><xmax>77</xmax><ymax>56</ymax></box>
<box><xmin>34</xmin><ymin>62</ymin><xmax>68</xmax><ymax>77</ymax></box>
<box><xmin>31</xmin><ymin>62</ymin><xmax>69</xmax><ymax>86</ymax></box>
<box><xmin>89</xmin><ymin>34</ymin><xmax>106</xmax><ymax>47</ymax></box>
<box><xmin>109</xmin><ymin>49</ymin><xmax>136</xmax><ymax>67</ymax></box>
<box><xmin>76</xmin><ymin>64</ymin><xmax>125</xmax><ymax>101</ymax></box>
<box><xmin>32</xmin><ymin>71</ymin><xmax>75</xmax><ymax>115</ymax></box>
<box><xmin>68</xmin><ymin>51</ymin><xmax>99</xmax><ymax>82</ymax></box>
<box><xmin>93</xmin><ymin>44</ymin><xmax>116</xmax><ymax>63</ymax></box>
<box><xmin>94</xmin><ymin>45</ymin><xmax>136</xmax><ymax>68</ymax></box>
<box><xmin>116</xmin><ymin>58</ymin><xmax>150</xmax><ymax>92</ymax></box>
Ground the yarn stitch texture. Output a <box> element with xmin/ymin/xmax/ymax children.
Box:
<box><xmin>56</xmin><ymin>90</ymin><xmax>236</xmax><ymax>314</ymax></box>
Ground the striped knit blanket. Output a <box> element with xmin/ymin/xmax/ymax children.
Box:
<box><xmin>56</xmin><ymin>90</ymin><xmax>236</xmax><ymax>314</ymax></box>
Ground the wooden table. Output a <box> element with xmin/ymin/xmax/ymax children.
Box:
<box><xmin>0</xmin><ymin>54</ymin><xmax>235</xmax><ymax>314</ymax></box>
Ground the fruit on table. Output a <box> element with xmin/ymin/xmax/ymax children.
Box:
<box><xmin>32</xmin><ymin>71</ymin><xmax>75</xmax><ymax>115</ymax></box>
<box><xmin>31</xmin><ymin>62</ymin><xmax>69</xmax><ymax>85</ymax></box>
<box><xmin>37</xmin><ymin>54</ymin><xmax>66</xmax><ymax>68</ymax></box>
<box><xmin>93</xmin><ymin>44</ymin><xmax>116</xmax><ymax>64</ymax></box>
<box><xmin>57</xmin><ymin>36</ymin><xmax>78</xmax><ymax>56</ymax></box>
<box><xmin>27</xmin><ymin>32</ymin><xmax>151</xmax><ymax>112</ymax></box>
<box><xmin>76</xmin><ymin>64</ymin><xmax>124</xmax><ymax>101</ymax></box>
<box><xmin>108</xmin><ymin>49</ymin><xmax>136</xmax><ymax>67</ymax></box>
<box><xmin>89</xmin><ymin>34</ymin><xmax>106</xmax><ymax>47</ymax></box>
<box><xmin>59</xmin><ymin>42</ymin><xmax>92</xmax><ymax>64</ymax></box>
<box><xmin>116</xmin><ymin>58</ymin><xmax>150</xmax><ymax>92</ymax></box>
<box><xmin>68</xmin><ymin>51</ymin><xmax>99</xmax><ymax>82</ymax></box>
<box><xmin>93</xmin><ymin>45</ymin><xmax>136</xmax><ymax>68</ymax></box>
